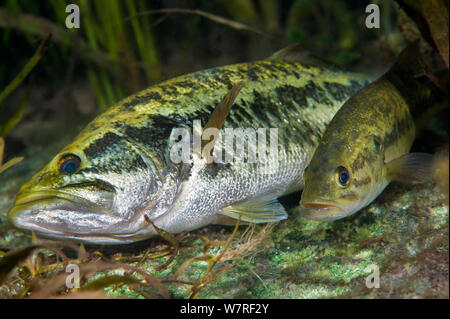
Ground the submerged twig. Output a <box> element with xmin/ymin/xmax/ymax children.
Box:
<box><xmin>144</xmin><ymin>215</ymin><xmax>187</xmax><ymax>271</ymax></box>
<box><xmin>0</xmin><ymin>8</ymin><xmax>162</xmax><ymax>79</ymax></box>
<box><xmin>188</xmin><ymin>218</ymin><xmax>241</xmax><ymax>299</ymax></box>
<box><xmin>0</xmin><ymin>158</ymin><xmax>23</xmax><ymax>175</ymax></box>
<box><xmin>126</xmin><ymin>8</ymin><xmax>278</xmax><ymax>41</ymax></box>
<box><xmin>0</xmin><ymin>152</ymin><xmax>24</xmax><ymax>176</ymax></box>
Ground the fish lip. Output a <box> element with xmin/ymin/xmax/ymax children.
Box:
<box><xmin>8</xmin><ymin>220</ymin><xmax>143</xmax><ymax>244</ymax></box>
<box><xmin>298</xmin><ymin>200</ymin><xmax>348</xmax><ymax>221</ymax></box>
<box><xmin>13</xmin><ymin>189</ymin><xmax>110</xmax><ymax>212</ymax></box>
<box><xmin>15</xmin><ymin>193</ymin><xmax>59</xmax><ymax>206</ymax></box>
<box><xmin>8</xmin><ymin>223</ymin><xmax>148</xmax><ymax>244</ymax></box>
<box><xmin>8</xmin><ymin>191</ymin><xmax>152</xmax><ymax>244</ymax></box>
<box><xmin>8</xmin><ymin>207</ymin><xmax>154</xmax><ymax>244</ymax></box>
<box><xmin>15</xmin><ymin>190</ymin><xmax>76</xmax><ymax>205</ymax></box>
<box><xmin>301</xmin><ymin>202</ymin><xmax>339</xmax><ymax>210</ymax></box>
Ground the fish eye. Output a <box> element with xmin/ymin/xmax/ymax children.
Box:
<box><xmin>59</xmin><ymin>154</ymin><xmax>81</xmax><ymax>174</ymax></box>
<box><xmin>336</xmin><ymin>166</ymin><xmax>350</xmax><ymax>187</ymax></box>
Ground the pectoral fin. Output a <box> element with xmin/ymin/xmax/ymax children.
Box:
<box><xmin>220</xmin><ymin>194</ymin><xmax>287</xmax><ymax>223</ymax></box>
<box><xmin>385</xmin><ymin>152</ymin><xmax>434</xmax><ymax>183</ymax></box>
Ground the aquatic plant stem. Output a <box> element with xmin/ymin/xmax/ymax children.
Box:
<box><xmin>0</xmin><ymin>33</ymin><xmax>50</xmax><ymax>107</ymax></box>
<box><xmin>125</xmin><ymin>8</ymin><xmax>279</xmax><ymax>42</ymax></box>
<box><xmin>189</xmin><ymin>218</ymin><xmax>241</xmax><ymax>299</ymax></box>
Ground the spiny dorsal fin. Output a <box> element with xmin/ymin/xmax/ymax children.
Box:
<box><xmin>384</xmin><ymin>41</ymin><xmax>443</xmax><ymax>116</ymax></box>
<box><xmin>269</xmin><ymin>43</ymin><xmax>306</xmax><ymax>61</ymax></box>
<box><xmin>220</xmin><ymin>193</ymin><xmax>288</xmax><ymax>223</ymax></box>
<box><xmin>268</xmin><ymin>43</ymin><xmax>341</xmax><ymax>68</ymax></box>
<box><xmin>387</xmin><ymin>40</ymin><xmax>424</xmax><ymax>81</ymax></box>
<box><xmin>201</xmin><ymin>82</ymin><xmax>244</xmax><ymax>163</ymax></box>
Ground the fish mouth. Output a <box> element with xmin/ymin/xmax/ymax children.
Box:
<box><xmin>7</xmin><ymin>188</ymin><xmax>139</xmax><ymax>244</ymax></box>
<box><xmin>12</xmin><ymin>189</ymin><xmax>108</xmax><ymax>213</ymax></box>
<box><xmin>301</xmin><ymin>203</ymin><xmax>338</xmax><ymax>210</ymax></box>
<box><xmin>298</xmin><ymin>201</ymin><xmax>349</xmax><ymax>221</ymax></box>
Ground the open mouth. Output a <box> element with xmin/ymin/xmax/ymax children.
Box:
<box><xmin>7</xmin><ymin>188</ymin><xmax>150</xmax><ymax>244</ymax></box>
<box><xmin>10</xmin><ymin>189</ymin><xmax>108</xmax><ymax>228</ymax></box>
<box><xmin>8</xmin><ymin>202</ymin><xmax>150</xmax><ymax>245</ymax></box>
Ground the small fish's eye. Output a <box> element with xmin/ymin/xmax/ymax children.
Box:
<box><xmin>59</xmin><ymin>154</ymin><xmax>81</xmax><ymax>174</ymax></box>
<box><xmin>336</xmin><ymin>166</ymin><xmax>350</xmax><ymax>187</ymax></box>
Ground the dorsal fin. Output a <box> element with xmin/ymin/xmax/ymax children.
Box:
<box><xmin>268</xmin><ymin>43</ymin><xmax>341</xmax><ymax>68</ymax></box>
<box><xmin>387</xmin><ymin>40</ymin><xmax>424</xmax><ymax>82</ymax></box>
<box><xmin>385</xmin><ymin>41</ymin><xmax>445</xmax><ymax>117</ymax></box>
<box><xmin>200</xmin><ymin>82</ymin><xmax>244</xmax><ymax>163</ymax></box>
<box><xmin>268</xmin><ymin>43</ymin><xmax>306</xmax><ymax>62</ymax></box>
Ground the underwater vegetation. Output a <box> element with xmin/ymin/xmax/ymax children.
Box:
<box><xmin>0</xmin><ymin>138</ymin><xmax>22</xmax><ymax>177</ymax></box>
<box><xmin>0</xmin><ymin>0</ymin><xmax>448</xmax><ymax>299</ymax></box>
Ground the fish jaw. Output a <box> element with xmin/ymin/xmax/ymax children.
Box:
<box><xmin>298</xmin><ymin>201</ymin><xmax>350</xmax><ymax>221</ymax></box>
<box><xmin>7</xmin><ymin>190</ymin><xmax>157</xmax><ymax>244</ymax></box>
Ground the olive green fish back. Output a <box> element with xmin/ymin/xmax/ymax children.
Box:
<box><xmin>63</xmin><ymin>60</ymin><xmax>370</xmax><ymax>164</ymax></box>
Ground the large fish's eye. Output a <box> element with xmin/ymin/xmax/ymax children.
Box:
<box><xmin>336</xmin><ymin>166</ymin><xmax>350</xmax><ymax>188</ymax></box>
<box><xmin>59</xmin><ymin>154</ymin><xmax>81</xmax><ymax>174</ymax></box>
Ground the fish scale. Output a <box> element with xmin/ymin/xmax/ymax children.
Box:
<box><xmin>8</xmin><ymin>57</ymin><xmax>371</xmax><ymax>244</ymax></box>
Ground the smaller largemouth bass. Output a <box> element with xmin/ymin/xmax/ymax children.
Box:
<box><xmin>299</xmin><ymin>43</ymin><xmax>439</xmax><ymax>221</ymax></box>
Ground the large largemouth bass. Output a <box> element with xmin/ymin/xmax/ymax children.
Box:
<box><xmin>299</xmin><ymin>43</ymin><xmax>440</xmax><ymax>221</ymax></box>
<box><xmin>8</xmin><ymin>49</ymin><xmax>370</xmax><ymax>244</ymax></box>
